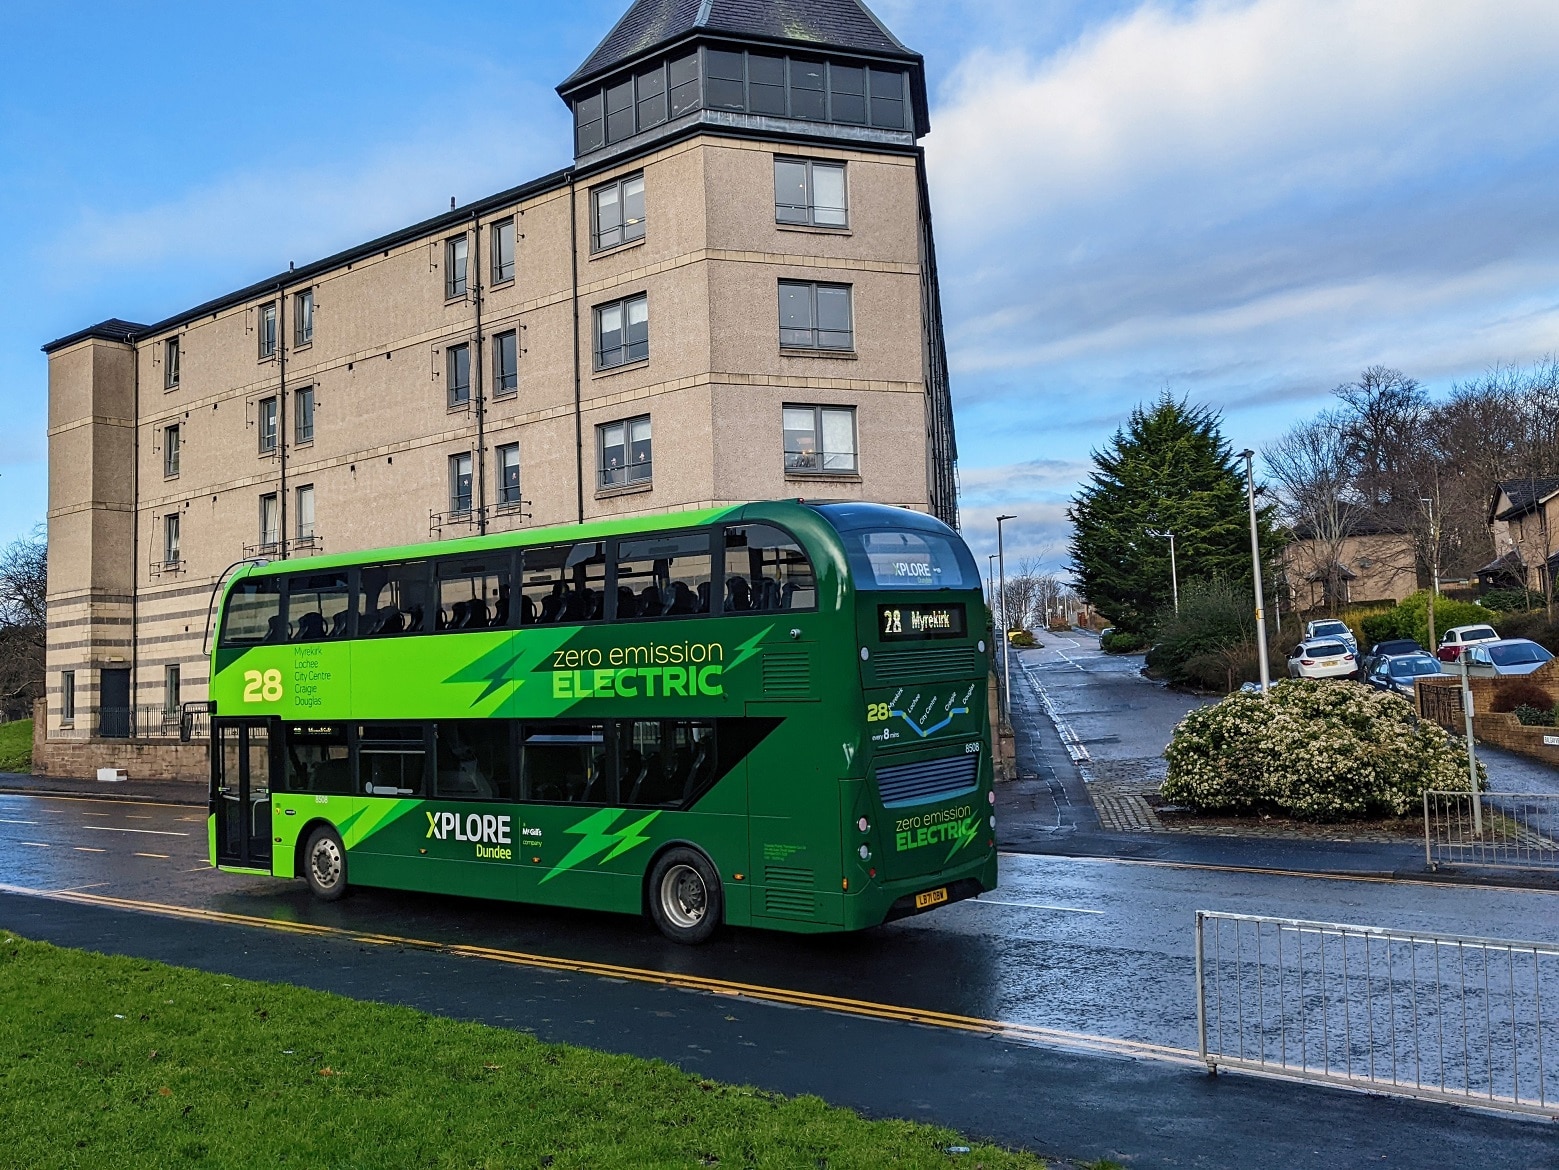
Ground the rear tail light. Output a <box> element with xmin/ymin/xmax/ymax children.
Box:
<box><xmin>1344</xmin><ymin>653</ymin><xmax>1354</xmax><ymax>661</ymax></box>
<box><xmin>1301</xmin><ymin>659</ymin><xmax>1315</xmax><ymax>666</ymax></box>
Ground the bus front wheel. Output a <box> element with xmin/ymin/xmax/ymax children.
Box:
<box><xmin>648</xmin><ymin>848</ymin><xmax>722</xmax><ymax>945</ymax></box>
<box><xmin>303</xmin><ymin>827</ymin><xmax>347</xmax><ymax>902</ymax></box>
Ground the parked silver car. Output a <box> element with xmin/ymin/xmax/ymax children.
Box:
<box><xmin>1287</xmin><ymin>639</ymin><xmax>1357</xmax><ymax>679</ymax></box>
<box><xmin>1460</xmin><ymin>638</ymin><xmax>1554</xmax><ymax>678</ymax></box>
<box><xmin>1365</xmin><ymin>652</ymin><xmax>1443</xmax><ymax>697</ymax></box>
<box><xmin>1304</xmin><ymin>619</ymin><xmax>1357</xmax><ymax>650</ymax></box>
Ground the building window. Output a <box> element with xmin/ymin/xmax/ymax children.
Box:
<box><xmin>258</xmin><ymin>396</ymin><xmax>278</xmax><ymax>453</ymax></box>
<box><xmin>493</xmin><ymin>331</ymin><xmax>517</xmax><ymax>396</ymax></box>
<box><xmin>259</xmin><ymin>302</ymin><xmax>277</xmax><ymax>359</ymax></box>
<box><xmin>598</xmin><ymin>415</ymin><xmax>651</xmax><ymax>490</ymax></box>
<box><xmin>446</xmin><ymin>344</ymin><xmax>471</xmax><ymax>407</ymax></box>
<box><xmin>779</xmin><ymin>281</ymin><xmax>853</xmax><ymax>350</ymax></box>
<box><xmin>295</xmin><ymin>386</ymin><xmax>315</xmax><ymax>444</ymax></box>
<box><xmin>164</xmin><ymin>665</ymin><xmax>181</xmax><ymax>714</ymax></box>
<box><xmin>294</xmin><ymin>289</ymin><xmax>314</xmax><ymax>346</ymax></box>
<box><xmin>775</xmin><ymin>159</ymin><xmax>847</xmax><ymax>227</ymax></box>
<box><xmin>497</xmin><ymin>443</ymin><xmax>521</xmax><ymax>505</ymax></box>
<box><xmin>591</xmin><ymin>174</ymin><xmax>645</xmax><ymax>251</ymax></box>
<box><xmin>259</xmin><ymin>493</ymin><xmax>279</xmax><ymax>550</ymax></box>
<box><xmin>491</xmin><ymin>218</ymin><xmax>515</xmax><ymax>284</ymax></box>
<box><xmin>445</xmin><ymin>235</ymin><xmax>468</xmax><ymax>299</ymax></box>
<box><xmin>163</xmin><ymin>513</ymin><xmax>181</xmax><ymax>565</ymax></box>
<box><xmin>61</xmin><ymin>671</ymin><xmax>75</xmax><ymax>722</ymax></box>
<box><xmin>163</xmin><ymin>424</ymin><xmax>180</xmax><ymax>478</ymax></box>
<box><xmin>784</xmin><ymin>405</ymin><xmax>857</xmax><ymax>474</ymax></box>
<box><xmin>450</xmin><ymin>453</ymin><xmax>474</xmax><ymax>515</ymax></box>
<box><xmin>296</xmin><ymin>484</ymin><xmax>315</xmax><ymax>541</ymax></box>
<box><xmin>593</xmin><ymin>293</ymin><xmax>649</xmax><ymax>369</ymax></box>
<box><xmin>164</xmin><ymin>337</ymin><xmax>180</xmax><ymax>388</ymax></box>
<box><xmin>693</xmin><ymin>49</ymin><xmax>905</xmax><ymax>128</ymax></box>
<box><xmin>575</xmin><ymin>52</ymin><xmax>699</xmax><ymax>154</ymax></box>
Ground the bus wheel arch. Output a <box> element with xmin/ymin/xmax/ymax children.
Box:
<box><xmin>644</xmin><ymin>842</ymin><xmax>723</xmax><ymax>945</ymax></box>
<box><xmin>300</xmin><ymin>823</ymin><xmax>348</xmax><ymax>902</ymax></box>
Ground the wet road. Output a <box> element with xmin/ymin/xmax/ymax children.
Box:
<box><xmin>3</xmin><ymin>792</ymin><xmax>1554</xmax><ymax>1058</ymax></box>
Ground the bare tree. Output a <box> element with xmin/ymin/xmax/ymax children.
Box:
<box><xmin>0</xmin><ymin>527</ymin><xmax>46</xmax><ymax>721</ymax></box>
<box><xmin>1265</xmin><ymin>411</ymin><xmax>1367</xmax><ymax>613</ymax></box>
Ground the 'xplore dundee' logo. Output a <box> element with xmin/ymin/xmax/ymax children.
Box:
<box><xmin>540</xmin><ymin>808</ymin><xmax>662</xmax><ymax>884</ymax></box>
<box><xmin>426</xmin><ymin>810</ymin><xmax>513</xmax><ymax>860</ymax></box>
<box><xmin>894</xmin><ymin>804</ymin><xmax>980</xmax><ymax>861</ymax></box>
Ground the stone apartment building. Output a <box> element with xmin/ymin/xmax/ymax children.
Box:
<box><xmin>38</xmin><ymin>0</ymin><xmax>957</xmax><ymax>776</ymax></box>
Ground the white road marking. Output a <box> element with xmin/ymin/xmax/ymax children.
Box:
<box><xmin>0</xmin><ymin>818</ymin><xmax>38</xmax><ymax>825</ymax></box>
<box><xmin>970</xmin><ymin>898</ymin><xmax>1104</xmax><ymax>915</ymax></box>
<box><xmin>133</xmin><ymin>852</ymin><xmax>171</xmax><ymax>860</ymax></box>
<box><xmin>19</xmin><ymin>842</ymin><xmax>48</xmax><ymax>848</ymax></box>
<box><xmin>1021</xmin><ymin>662</ymin><xmax>1091</xmax><ymax>763</ymax></box>
<box><xmin>73</xmin><ymin>847</ymin><xmax>107</xmax><ymax>853</ymax></box>
<box><xmin>80</xmin><ymin>826</ymin><xmax>189</xmax><ymax>837</ymax></box>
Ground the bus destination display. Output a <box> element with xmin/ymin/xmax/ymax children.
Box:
<box><xmin>878</xmin><ymin>603</ymin><xmax>966</xmax><ymax>641</ymax></box>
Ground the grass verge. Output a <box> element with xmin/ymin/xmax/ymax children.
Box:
<box><xmin>0</xmin><ymin>934</ymin><xmax>1045</xmax><ymax>1169</ymax></box>
<box><xmin>0</xmin><ymin>718</ymin><xmax>31</xmax><ymax>772</ymax></box>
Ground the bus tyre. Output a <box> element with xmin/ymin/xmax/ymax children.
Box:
<box><xmin>303</xmin><ymin>827</ymin><xmax>347</xmax><ymax>902</ymax></box>
<box><xmin>648</xmin><ymin>848</ymin><xmax>721</xmax><ymax>945</ymax></box>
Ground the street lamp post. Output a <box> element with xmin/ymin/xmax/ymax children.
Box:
<box><xmin>997</xmin><ymin>514</ymin><xmax>1016</xmax><ymax>728</ymax></box>
<box><xmin>1421</xmin><ymin>496</ymin><xmax>1441</xmax><ymax>652</ymax></box>
<box><xmin>1147</xmin><ymin>529</ymin><xmax>1179</xmax><ymax>614</ymax></box>
<box><xmin>1239</xmin><ymin>450</ymin><xmax>1271</xmax><ymax>693</ymax></box>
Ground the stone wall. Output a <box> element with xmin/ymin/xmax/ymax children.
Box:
<box><xmin>1417</xmin><ymin>658</ymin><xmax>1559</xmax><ymax>768</ymax></box>
<box><xmin>29</xmin><ymin>694</ymin><xmax>207</xmax><ymax>782</ymax></box>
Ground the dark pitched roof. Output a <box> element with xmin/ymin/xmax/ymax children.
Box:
<box><xmin>1493</xmin><ymin>477</ymin><xmax>1559</xmax><ymax>521</ymax></box>
<box><xmin>562</xmin><ymin>0</ymin><xmax>914</xmax><ymax>90</ymax></box>
<box><xmin>41</xmin><ymin>318</ymin><xmax>148</xmax><ymax>354</ymax></box>
<box><xmin>1288</xmin><ymin>512</ymin><xmax>1407</xmax><ymax>541</ymax></box>
<box><xmin>1476</xmin><ymin>550</ymin><xmax>1524</xmax><ymax>576</ymax></box>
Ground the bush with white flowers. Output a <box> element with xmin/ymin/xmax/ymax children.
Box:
<box><xmin>1162</xmin><ymin>678</ymin><xmax>1482</xmax><ymax>821</ymax></box>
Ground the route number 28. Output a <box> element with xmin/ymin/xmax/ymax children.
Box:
<box><xmin>866</xmin><ymin>702</ymin><xmax>891</xmax><ymax>722</ymax></box>
<box><xmin>242</xmin><ymin>669</ymin><xmax>284</xmax><ymax>703</ymax></box>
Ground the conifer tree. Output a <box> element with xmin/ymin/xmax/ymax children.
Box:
<box><xmin>1068</xmin><ymin>395</ymin><xmax>1273</xmax><ymax>632</ymax></box>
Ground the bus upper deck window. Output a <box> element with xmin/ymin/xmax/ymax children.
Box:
<box><xmin>359</xmin><ymin>563</ymin><xmax>431</xmax><ymax>636</ymax></box>
<box><xmin>723</xmin><ymin>524</ymin><xmax>815</xmax><ymax>612</ymax></box>
<box><xmin>287</xmin><ymin>571</ymin><xmax>351</xmax><ymax>641</ymax></box>
<box><xmin>520</xmin><ymin>543</ymin><xmax>606</xmax><ymax>625</ymax></box>
<box><xmin>220</xmin><ymin>576</ymin><xmax>284</xmax><ymax>645</ymax></box>
<box><xmin>616</xmin><ymin>532</ymin><xmax>711</xmax><ymax>619</ymax></box>
<box><xmin>853</xmin><ymin>530</ymin><xmax>974</xmax><ymax>591</ymax></box>
<box><xmin>436</xmin><ymin>556</ymin><xmax>512</xmax><ymax>631</ymax></box>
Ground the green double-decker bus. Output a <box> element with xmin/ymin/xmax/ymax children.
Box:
<box><xmin>208</xmin><ymin>500</ymin><xmax>996</xmax><ymax>943</ymax></box>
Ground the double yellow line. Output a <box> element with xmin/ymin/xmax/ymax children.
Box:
<box><xmin>1</xmin><ymin>882</ymin><xmax>1196</xmax><ymax>1066</ymax></box>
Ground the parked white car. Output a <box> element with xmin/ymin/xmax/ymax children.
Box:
<box><xmin>1287</xmin><ymin>638</ymin><xmax>1358</xmax><ymax>679</ymax></box>
<box><xmin>1436</xmin><ymin>624</ymin><xmax>1501</xmax><ymax>662</ymax></box>
<box><xmin>1460</xmin><ymin>638</ymin><xmax>1554</xmax><ymax>678</ymax></box>
<box><xmin>1304</xmin><ymin>619</ymin><xmax>1357</xmax><ymax>650</ymax></box>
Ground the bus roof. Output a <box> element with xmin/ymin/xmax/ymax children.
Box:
<box><xmin>226</xmin><ymin>500</ymin><xmax>947</xmax><ymax>582</ymax></box>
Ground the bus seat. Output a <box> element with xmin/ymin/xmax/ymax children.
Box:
<box><xmin>294</xmin><ymin>611</ymin><xmax>327</xmax><ymax>641</ymax></box>
<box><xmin>617</xmin><ymin>587</ymin><xmax>640</xmax><ymax>619</ymax></box>
<box><xmin>696</xmin><ymin>581</ymin><xmax>710</xmax><ymax>613</ymax></box>
<box><xmin>520</xmin><ymin>594</ymin><xmax>538</xmax><ymax>624</ymax></box>
<box><xmin>781</xmin><ymin>581</ymin><xmax>799</xmax><ymax>610</ymax></box>
<box><xmin>667</xmin><ymin>582</ymin><xmax>697</xmax><ymax>615</ymax></box>
<box><xmin>492</xmin><ymin>595</ymin><xmax>510</xmax><ymax>626</ymax></box>
<box><xmin>638</xmin><ymin>585</ymin><xmax>664</xmax><ymax>617</ymax></box>
<box><xmin>724</xmin><ymin>577</ymin><xmax>752</xmax><ymax>611</ymax></box>
<box><xmin>757</xmin><ymin>577</ymin><xmax>781</xmax><ymax>611</ymax></box>
<box><xmin>264</xmin><ymin>615</ymin><xmax>288</xmax><ymax>643</ymax></box>
<box><xmin>328</xmin><ymin>611</ymin><xmax>350</xmax><ymax>638</ymax></box>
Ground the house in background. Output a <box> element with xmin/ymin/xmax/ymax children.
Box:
<box><xmin>1281</xmin><ymin>515</ymin><xmax>1419</xmax><ymax>613</ymax></box>
<box><xmin>1480</xmin><ymin>478</ymin><xmax>1559</xmax><ymax>595</ymax></box>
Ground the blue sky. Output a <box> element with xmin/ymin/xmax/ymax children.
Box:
<box><xmin>4</xmin><ymin>0</ymin><xmax>1559</xmax><ymax>574</ymax></box>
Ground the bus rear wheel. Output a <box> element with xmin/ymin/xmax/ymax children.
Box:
<box><xmin>648</xmin><ymin>848</ymin><xmax>721</xmax><ymax>945</ymax></box>
<box><xmin>303</xmin><ymin>827</ymin><xmax>347</xmax><ymax>902</ymax></box>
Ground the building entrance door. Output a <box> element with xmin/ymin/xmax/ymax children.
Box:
<box><xmin>212</xmin><ymin>719</ymin><xmax>274</xmax><ymax>869</ymax></box>
<box><xmin>98</xmin><ymin>667</ymin><xmax>130</xmax><ymax>738</ymax></box>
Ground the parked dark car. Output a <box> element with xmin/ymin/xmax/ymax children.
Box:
<box><xmin>1365</xmin><ymin>652</ymin><xmax>1443</xmax><ymax>698</ymax></box>
<box><xmin>1360</xmin><ymin>638</ymin><xmax>1424</xmax><ymax>677</ymax></box>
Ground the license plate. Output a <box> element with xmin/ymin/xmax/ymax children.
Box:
<box><xmin>915</xmin><ymin>887</ymin><xmax>949</xmax><ymax>910</ymax></box>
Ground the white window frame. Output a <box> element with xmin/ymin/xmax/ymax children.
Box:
<box><xmin>497</xmin><ymin>442</ymin><xmax>521</xmax><ymax>506</ymax></box>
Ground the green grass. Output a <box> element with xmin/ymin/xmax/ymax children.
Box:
<box><xmin>0</xmin><ymin>718</ymin><xmax>31</xmax><ymax>772</ymax></box>
<box><xmin>0</xmin><ymin>935</ymin><xmax>1045</xmax><ymax>1170</ymax></box>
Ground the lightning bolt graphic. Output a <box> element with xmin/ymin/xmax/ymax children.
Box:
<box><xmin>540</xmin><ymin>808</ymin><xmax>662</xmax><ymax>884</ymax></box>
<box><xmin>443</xmin><ymin>643</ymin><xmax>528</xmax><ymax>706</ymax></box>
<box><xmin>726</xmin><ymin>624</ymin><xmax>773</xmax><ymax>672</ymax></box>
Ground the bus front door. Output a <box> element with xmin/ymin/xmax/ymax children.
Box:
<box><xmin>212</xmin><ymin>719</ymin><xmax>274</xmax><ymax>870</ymax></box>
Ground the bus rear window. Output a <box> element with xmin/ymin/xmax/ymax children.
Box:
<box><xmin>221</xmin><ymin>576</ymin><xmax>283</xmax><ymax>645</ymax></box>
<box><xmin>851</xmin><ymin>530</ymin><xmax>973</xmax><ymax>590</ymax></box>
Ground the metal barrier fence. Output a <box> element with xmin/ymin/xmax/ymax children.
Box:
<box><xmin>1424</xmin><ymin>790</ymin><xmax>1559</xmax><ymax>872</ymax></box>
<box><xmin>1196</xmin><ymin>911</ymin><xmax>1558</xmax><ymax>1117</ymax></box>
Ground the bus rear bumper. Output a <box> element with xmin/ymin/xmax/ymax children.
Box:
<box><xmin>848</xmin><ymin>849</ymin><xmax>997</xmax><ymax>929</ymax></box>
